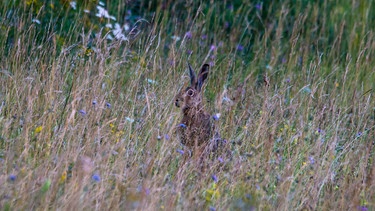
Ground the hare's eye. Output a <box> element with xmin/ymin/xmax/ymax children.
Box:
<box><xmin>187</xmin><ymin>89</ymin><xmax>194</xmax><ymax>96</ymax></box>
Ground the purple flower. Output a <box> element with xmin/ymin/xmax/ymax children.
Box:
<box><xmin>212</xmin><ymin>113</ymin><xmax>221</xmax><ymax>121</ymax></box>
<box><xmin>157</xmin><ymin>135</ymin><xmax>162</xmax><ymax>140</ymax></box>
<box><xmin>164</xmin><ymin>134</ymin><xmax>170</xmax><ymax>140</ymax></box>
<box><xmin>359</xmin><ymin>206</ymin><xmax>368</xmax><ymax>211</ymax></box>
<box><xmin>356</xmin><ymin>132</ymin><xmax>362</xmax><ymax>137</ymax></box>
<box><xmin>79</xmin><ymin>110</ymin><xmax>86</xmax><ymax>116</ymax></box>
<box><xmin>177</xmin><ymin>149</ymin><xmax>184</xmax><ymax>155</ymax></box>
<box><xmin>211</xmin><ymin>174</ymin><xmax>218</xmax><ymax>183</ymax></box>
<box><xmin>227</xmin><ymin>4</ymin><xmax>233</xmax><ymax>10</ymax></box>
<box><xmin>236</xmin><ymin>44</ymin><xmax>244</xmax><ymax>51</ymax></box>
<box><xmin>209</xmin><ymin>206</ymin><xmax>216</xmax><ymax>211</ymax></box>
<box><xmin>9</xmin><ymin>174</ymin><xmax>16</xmax><ymax>181</ymax></box>
<box><xmin>224</xmin><ymin>21</ymin><xmax>230</xmax><ymax>29</ymax></box>
<box><xmin>92</xmin><ymin>174</ymin><xmax>101</xmax><ymax>182</ymax></box>
<box><xmin>92</xmin><ymin>100</ymin><xmax>97</xmax><ymax>105</ymax></box>
<box><xmin>187</xmin><ymin>49</ymin><xmax>193</xmax><ymax>55</ymax></box>
<box><xmin>282</xmin><ymin>57</ymin><xmax>287</xmax><ymax>64</ymax></box>
<box><xmin>106</xmin><ymin>102</ymin><xmax>111</xmax><ymax>108</ymax></box>
<box><xmin>255</xmin><ymin>3</ymin><xmax>262</xmax><ymax>10</ymax></box>
<box><xmin>210</xmin><ymin>45</ymin><xmax>216</xmax><ymax>51</ymax></box>
<box><xmin>309</xmin><ymin>156</ymin><xmax>315</xmax><ymax>165</ymax></box>
<box><xmin>285</xmin><ymin>77</ymin><xmax>291</xmax><ymax>83</ymax></box>
<box><xmin>201</xmin><ymin>34</ymin><xmax>207</xmax><ymax>40</ymax></box>
<box><xmin>178</xmin><ymin>123</ymin><xmax>187</xmax><ymax>128</ymax></box>
<box><xmin>145</xmin><ymin>188</ymin><xmax>150</xmax><ymax>195</ymax></box>
<box><xmin>185</xmin><ymin>31</ymin><xmax>192</xmax><ymax>39</ymax></box>
<box><xmin>218</xmin><ymin>157</ymin><xmax>224</xmax><ymax>163</ymax></box>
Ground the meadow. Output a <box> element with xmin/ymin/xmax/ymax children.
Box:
<box><xmin>0</xmin><ymin>0</ymin><xmax>374</xmax><ymax>210</ymax></box>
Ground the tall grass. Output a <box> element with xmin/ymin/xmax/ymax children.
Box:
<box><xmin>1</xmin><ymin>0</ymin><xmax>374</xmax><ymax>210</ymax></box>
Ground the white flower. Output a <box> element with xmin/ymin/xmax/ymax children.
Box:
<box><xmin>171</xmin><ymin>36</ymin><xmax>181</xmax><ymax>42</ymax></box>
<box><xmin>147</xmin><ymin>79</ymin><xmax>158</xmax><ymax>84</ymax></box>
<box><xmin>124</xmin><ymin>23</ymin><xmax>130</xmax><ymax>31</ymax></box>
<box><xmin>70</xmin><ymin>1</ymin><xmax>77</xmax><ymax>10</ymax></box>
<box><xmin>125</xmin><ymin>117</ymin><xmax>134</xmax><ymax>123</ymax></box>
<box><xmin>113</xmin><ymin>23</ymin><xmax>128</xmax><ymax>41</ymax></box>
<box><xmin>84</xmin><ymin>9</ymin><xmax>90</xmax><ymax>13</ymax></box>
<box><xmin>105</xmin><ymin>23</ymin><xmax>113</xmax><ymax>28</ymax></box>
<box><xmin>96</xmin><ymin>6</ymin><xmax>116</xmax><ymax>21</ymax></box>
<box><xmin>106</xmin><ymin>34</ymin><xmax>114</xmax><ymax>40</ymax></box>
<box><xmin>32</xmin><ymin>19</ymin><xmax>41</xmax><ymax>24</ymax></box>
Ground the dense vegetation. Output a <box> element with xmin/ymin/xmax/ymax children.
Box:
<box><xmin>1</xmin><ymin>0</ymin><xmax>374</xmax><ymax>210</ymax></box>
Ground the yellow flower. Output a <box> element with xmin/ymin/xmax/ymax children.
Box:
<box><xmin>35</xmin><ymin>126</ymin><xmax>43</xmax><ymax>133</ymax></box>
<box><xmin>59</xmin><ymin>171</ymin><xmax>67</xmax><ymax>184</ymax></box>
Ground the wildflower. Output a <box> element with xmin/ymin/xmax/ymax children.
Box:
<box><xmin>84</xmin><ymin>9</ymin><xmax>90</xmax><ymax>13</ymax></box>
<box><xmin>113</xmin><ymin>23</ymin><xmax>128</xmax><ymax>41</ymax></box>
<box><xmin>224</xmin><ymin>21</ymin><xmax>230</xmax><ymax>29</ymax></box>
<box><xmin>79</xmin><ymin>110</ymin><xmax>86</xmax><ymax>116</ymax></box>
<box><xmin>171</xmin><ymin>36</ymin><xmax>181</xmax><ymax>42</ymax></box>
<box><xmin>201</xmin><ymin>34</ymin><xmax>207</xmax><ymax>40</ymax></box>
<box><xmin>210</xmin><ymin>45</ymin><xmax>216</xmax><ymax>51</ymax></box>
<box><xmin>185</xmin><ymin>31</ymin><xmax>192</xmax><ymax>39</ymax></box>
<box><xmin>359</xmin><ymin>206</ymin><xmax>368</xmax><ymax>211</ymax></box>
<box><xmin>35</xmin><ymin>126</ymin><xmax>43</xmax><ymax>133</ymax></box>
<box><xmin>9</xmin><ymin>174</ymin><xmax>16</xmax><ymax>182</ymax></box>
<box><xmin>236</xmin><ymin>44</ymin><xmax>244</xmax><ymax>51</ymax></box>
<box><xmin>125</xmin><ymin>117</ymin><xmax>134</xmax><ymax>123</ymax></box>
<box><xmin>147</xmin><ymin>79</ymin><xmax>158</xmax><ymax>84</ymax></box>
<box><xmin>92</xmin><ymin>100</ymin><xmax>97</xmax><ymax>105</ymax></box>
<box><xmin>218</xmin><ymin>157</ymin><xmax>224</xmax><ymax>163</ymax></box>
<box><xmin>59</xmin><ymin>171</ymin><xmax>67</xmax><ymax>184</ymax></box>
<box><xmin>70</xmin><ymin>1</ymin><xmax>77</xmax><ymax>10</ymax></box>
<box><xmin>187</xmin><ymin>49</ymin><xmax>193</xmax><ymax>55</ymax></box>
<box><xmin>165</xmin><ymin>134</ymin><xmax>170</xmax><ymax>140</ymax></box>
<box><xmin>285</xmin><ymin>78</ymin><xmax>291</xmax><ymax>83</ymax></box>
<box><xmin>32</xmin><ymin>19</ymin><xmax>41</xmax><ymax>24</ymax></box>
<box><xmin>309</xmin><ymin>156</ymin><xmax>315</xmax><ymax>165</ymax></box>
<box><xmin>106</xmin><ymin>102</ymin><xmax>111</xmax><ymax>108</ymax></box>
<box><xmin>316</xmin><ymin>128</ymin><xmax>323</xmax><ymax>134</ymax></box>
<box><xmin>106</xmin><ymin>34</ymin><xmax>114</xmax><ymax>40</ymax></box>
<box><xmin>178</xmin><ymin>123</ymin><xmax>187</xmax><ymax>128</ymax></box>
<box><xmin>177</xmin><ymin>149</ymin><xmax>184</xmax><ymax>155</ymax></box>
<box><xmin>356</xmin><ymin>132</ymin><xmax>362</xmax><ymax>137</ymax></box>
<box><xmin>213</xmin><ymin>113</ymin><xmax>221</xmax><ymax>121</ymax></box>
<box><xmin>282</xmin><ymin>57</ymin><xmax>287</xmax><ymax>64</ymax></box>
<box><xmin>96</xmin><ymin>6</ymin><xmax>116</xmax><ymax>20</ymax></box>
<box><xmin>255</xmin><ymin>3</ymin><xmax>262</xmax><ymax>10</ymax></box>
<box><xmin>209</xmin><ymin>206</ymin><xmax>216</xmax><ymax>211</ymax></box>
<box><xmin>105</xmin><ymin>23</ymin><xmax>113</xmax><ymax>29</ymax></box>
<box><xmin>211</xmin><ymin>174</ymin><xmax>218</xmax><ymax>183</ymax></box>
<box><xmin>157</xmin><ymin>135</ymin><xmax>162</xmax><ymax>140</ymax></box>
<box><xmin>92</xmin><ymin>174</ymin><xmax>101</xmax><ymax>182</ymax></box>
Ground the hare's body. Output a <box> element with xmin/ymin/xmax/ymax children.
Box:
<box><xmin>175</xmin><ymin>64</ymin><xmax>214</xmax><ymax>149</ymax></box>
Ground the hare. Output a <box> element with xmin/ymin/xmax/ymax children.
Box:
<box><xmin>175</xmin><ymin>63</ymin><xmax>217</xmax><ymax>152</ymax></box>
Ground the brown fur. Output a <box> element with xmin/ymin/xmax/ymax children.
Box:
<box><xmin>175</xmin><ymin>64</ymin><xmax>214</xmax><ymax>150</ymax></box>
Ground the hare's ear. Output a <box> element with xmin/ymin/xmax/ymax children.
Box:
<box><xmin>197</xmin><ymin>64</ymin><xmax>209</xmax><ymax>91</ymax></box>
<box><xmin>188</xmin><ymin>63</ymin><xmax>196</xmax><ymax>86</ymax></box>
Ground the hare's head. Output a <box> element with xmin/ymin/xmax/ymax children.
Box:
<box><xmin>175</xmin><ymin>63</ymin><xmax>209</xmax><ymax>110</ymax></box>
